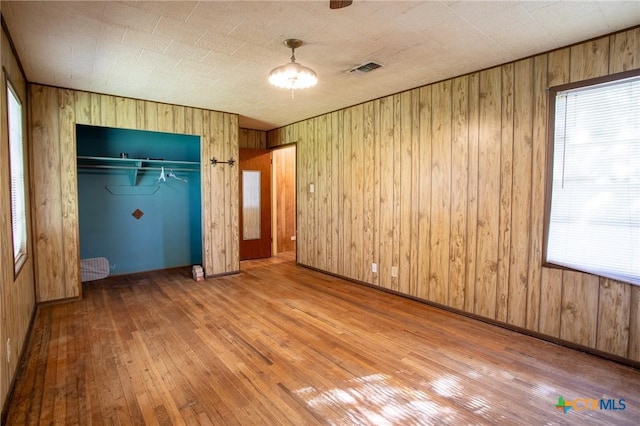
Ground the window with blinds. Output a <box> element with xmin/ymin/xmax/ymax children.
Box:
<box><xmin>546</xmin><ymin>72</ymin><xmax>640</xmax><ymax>286</ymax></box>
<box><xmin>7</xmin><ymin>82</ymin><xmax>27</xmax><ymax>273</ymax></box>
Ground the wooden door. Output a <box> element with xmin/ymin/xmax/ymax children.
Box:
<box><xmin>272</xmin><ymin>145</ymin><xmax>296</xmax><ymax>254</ymax></box>
<box><xmin>239</xmin><ymin>149</ymin><xmax>271</xmax><ymax>260</ymax></box>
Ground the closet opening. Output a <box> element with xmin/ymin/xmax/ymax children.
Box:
<box><xmin>76</xmin><ymin>125</ymin><xmax>201</xmax><ymax>277</ymax></box>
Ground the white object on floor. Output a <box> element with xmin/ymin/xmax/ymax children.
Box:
<box><xmin>81</xmin><ymin>257</ymin><xmax>110</xmax><ymax>282</ymax></box>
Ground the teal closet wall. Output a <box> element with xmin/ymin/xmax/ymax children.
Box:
<box><xmin>77</xmin><ymin>125</ymin><xmax>202</xmax><ymax>275</ymax></box>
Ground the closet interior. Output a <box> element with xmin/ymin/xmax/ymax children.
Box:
<box><xmin>76</xmin><ymin>125</ymin><xmax>202</xmax><ymax>276</ymax></box>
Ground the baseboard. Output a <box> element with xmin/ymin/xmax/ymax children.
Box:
<box><xmin>206</xmin><ymin>270</ymin><xmax>240</xmax><ymax>279</ymax></box>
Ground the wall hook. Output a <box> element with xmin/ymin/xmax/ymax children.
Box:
<box><xmin>210</xmin><ymin>158</ymin><xmax>235</xmax><ymax>167</ymax></box>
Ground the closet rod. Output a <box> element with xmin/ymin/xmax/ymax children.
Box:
<box><xmin>78</xmin><ymin>165</ymin><xmax>199</xmax><ymax>172</ymax></box>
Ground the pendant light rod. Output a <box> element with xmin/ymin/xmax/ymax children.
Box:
<box><xmin>285</xmin><ymin>38</ymin><xmax>303</xmax><ymax>62</ymax></box>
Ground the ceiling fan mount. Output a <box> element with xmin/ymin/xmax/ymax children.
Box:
<box><xmin>283</xmin><ymin>39</ymin><xmax>303</xmax><ymax>50</ymax></box>
<box><xmin>330</xmin><ymin>0</ymin><xmax>353</xmax><ymax>9</ymax></box>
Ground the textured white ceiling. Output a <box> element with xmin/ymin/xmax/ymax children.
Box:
<box><xmin>3</xmin><ymin>1</ymin><xmax>640</xmax><ymax>130</ymax></box>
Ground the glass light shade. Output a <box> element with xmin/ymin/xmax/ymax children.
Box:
<box><xmin>269</xmin><ymin>61</ymin><xmax>318</xmax><ymax>89</ymax></box>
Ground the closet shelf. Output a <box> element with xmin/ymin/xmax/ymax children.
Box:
<box><xmin>77</xmin><ymin>156</ymin><xmax>200</xmax><ymax>186</ymax></box>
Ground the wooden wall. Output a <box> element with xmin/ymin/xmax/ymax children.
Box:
<box><xmin>29</xmin><ymin>85</ymin><xmax>239</xmax><ymax>302</ymax></box>
<box><xmin>268</xmin><ymin>27</ymin><xmax>640</xmax><ymax>362</ymax></box>
<box><xmin>239</xmin><ymin>128</ymin><xmax>267</xmax><ymax>149</ymax></box>
<box><xmin>1</xmin><ymin>23</ymin><xmax>36</xmax><ymax>415</ymax></box>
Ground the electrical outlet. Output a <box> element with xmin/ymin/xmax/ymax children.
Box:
<box><xmin>291</xmin><ymin>235</ymin><xmax>296</xmax><ymax>241</ymax></box>
<box><xmin>371</xmin><ymin>263</ymin><xmax>378</xmax><ymax>273</ymax></box>
<box><xmin>391</xmin><ymin>266</ymin><xmax>398</xmax><ymax>277</ymax></box>
<box><xmin>309</xmin><ymin>183</ymin><xmax>315</xmax><ymax>193</ymax></box>
<box><xmin>6</xmin><ymin>338</ymin><xmax>11</xmax><ymax>364</ymax></box>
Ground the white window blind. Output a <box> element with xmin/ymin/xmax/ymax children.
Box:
<box><xmin>7</xmin><ymin>82</ymin><xmax>27</xmax><ymax>269</ymax></box>
<box><xmin>547</xmin><ymin>75</ymin><xmax>640</xmax><ymax>286</ymax></box>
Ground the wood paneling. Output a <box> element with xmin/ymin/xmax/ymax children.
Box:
<box><xmin>301</xmin><ymin>119</ymin><xmax>316</xmax><ymax>269</ymax></box>
<box><xmin>397</xmin><ymin>93</ymin><xmax>412</xmax><ymax>294</ymax></box>
<box><xmin>227</xmin><ymin>115</ymin><xmax>240</xmax><ymax>271</ymax></box>
<box><xmin>31</xmin><ymin>86</ymin><xmax>66</xmax><ymax>300</ymax></box>
<box><xmin>465</xmin><ymin>74</ymin><xmax>480</xmax><ymax>314</ymax></box>
<box><xmin>1</xmin><ymin>24</ymin><xmax>36</xmax><ymax>416</ymax></box>
<box><xmin>316</xmin><ymin>114</ymin><xmax>327</xmax><ymax>271</ymax></box>
<box><xmin>351</xmin><ymin>105</ymin><xmax>364</xmax><ymax>282</ymax></box>
<box><xmin>597</xmin><ymin>279</ymin><xmax>631</xmax><ymax>357</ymax></box>
<box><xmin>526</xmin><ymin>54</ymin><xmax>548</xmax><ymax>332</ymax></box>
<box><xmin>538</xmin><ymin>47</ymin><xmax>570</xmax><ymax>339</ymax></box>
<box><xmin>378</xmin><ymin>97</ymin><xmax>394</xmax><ymax>291</ymax></box>
<box><xmin>29</xmin><ymin>85</ymin><xmax>239</xmax><ymax>302</ymax></box>
<box><xmin>560</xmin><ymin>272</ymin><xmax>600</xmax><ymax>347</ymax></box>
<box><xmin>330</xmin><ymin>112</ymin><xmax>340</xmax><ymax>274</ymax></box>
<box><xmin>610</xmin><ymin>27</ymin><xmax>640</xmax><ymax>73</ymax></box>
<box><xmin>449</xmin><ymin>76</ymin><xmax>469</xmax><ymax>311</ymax></box>
<box><xmin>630</xmin><ymin>287</ymin><xmax>640</xmax><ymax>361</ymax></box>
<box><xmin>362</xmin><ymin>103</ymin><xmax>375</xmax><ymax>285</ymax></box>
<box><xmin>391</xmin><ymin>95</ymin><xmax>401</xmax><ymax>293</ymax></box>
<box><xmin>324</xmin><ymin>113</ymin><xmax>335</xmax><ymax>271</ymax></box>
<box><xmin>429</xmin><ymin>82</ymin><xmax>452</xmax><ymax>306</ymax></box>
<box><xmin>508</xmin><ymin>58</ymin><xmax>534</xmax><ymax>328</ymax></box>
<box><xmin>239</xmin><ymin>128</ymin><xmax>267</xmax><ymax>149</ymax></box>
<box><xmin>268</xmin><ymin>27</ymin><xmax>640</xmax><ymax>363</ymax></box>
<box><xmin>475</xmin><ymin>67</ymin><xmax>502</xmax><ymax>320</ymax></box>
<box><xmin>497</xmin><ymin>63</ymin><xmax>513</xmax><ymax>324</ymax></box>
<box><xmin>570</xmin><ymin>37</ymin><xmax>610</xmax><ymax>81</ymax></box>
<box><xmin>340</xmin><ymin>110</ymin><xmax>351</xmax><ymax>278</ymax></box>
<box><xmin>416</xmin><ymin>86</ymin><xmax>432</xmax><ymax>301</ymax></box>
<box><xmin>59</xmin><ymin>89</ymin><xmax>80</xmax><ymax>298</ymax></box>
<box><xmin>296</xmin><ymin>123</ymin><xmax>307</xmax><ymax>267</ymax></box>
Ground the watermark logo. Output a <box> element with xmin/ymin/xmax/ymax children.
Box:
<box><xmin>555</xmin><ymin>396</ymin><xmax>626</xmax><ymax>414</ymax></box>
<box><xmin>555</xmin><ymin>396</ymin><xmax>572</xmax><ymax>414</ymax></box>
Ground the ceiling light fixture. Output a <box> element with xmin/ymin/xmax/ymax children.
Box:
<box><xmin>269</xmin><ymin>39</ymin><xmax>317</xmax><ymax>98</ymax></box>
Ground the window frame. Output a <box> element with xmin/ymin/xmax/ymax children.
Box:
<box><xmin>6</xmin><ymin>75</ymin><xmax>28</xmax><ymax>276</ymax></box>
<box><xmin>543</xmin><ymin>68</ymin><xmax>640</xmax><ymax>285</ymax></box>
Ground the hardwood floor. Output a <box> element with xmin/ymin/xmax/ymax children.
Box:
<box><xmin>5</xmin><ymin>255</ymin><xmax>640</xmax><ymax>425</ymax></box>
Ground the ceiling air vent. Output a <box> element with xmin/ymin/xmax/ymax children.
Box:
<box><xmin>348</xmin><ymin>61</ymin><xmax>383</xmax><ymax>74</ymax></box>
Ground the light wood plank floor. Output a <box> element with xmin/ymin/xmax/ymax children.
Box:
<box><xmin>5</xmin><ymin>255</ymin><xmax>640</xmax><ymax>425</ymax></box>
